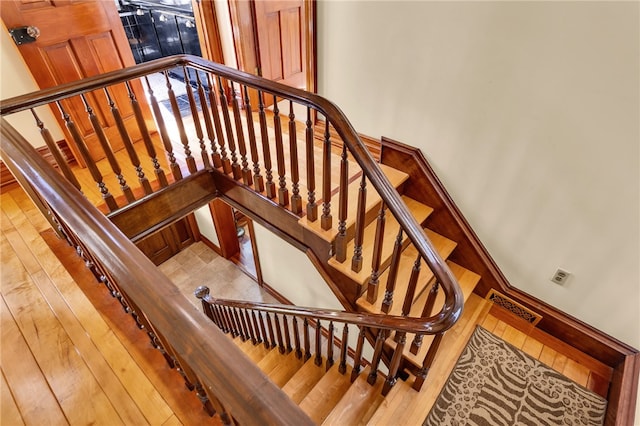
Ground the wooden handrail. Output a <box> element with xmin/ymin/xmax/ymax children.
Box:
<box><xmin>0</xmin><ymin>118</ymin><xmax>314</xmax><ymax>426</ymax></box>
<box><xmin>1</xmin><ymin>54</ymin><xmax>464</xmax><ymax>333</ymax></box>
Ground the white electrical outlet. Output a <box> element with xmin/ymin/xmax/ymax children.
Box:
<box><xmin>551</xmin><ymin>268</ymin><xmax>571</xmax><ymax>285</ymax></box>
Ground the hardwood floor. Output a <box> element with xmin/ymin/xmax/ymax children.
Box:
<box><xmin>1</xmin><ymin>183</ymin><xmax>612</xmax><ymax>425</ymax></box>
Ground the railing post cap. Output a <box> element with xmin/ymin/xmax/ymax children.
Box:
<box><xmin>194</xmin><ymin>285</ymin><xmax>210</xmax><ymax>299</ymax></box>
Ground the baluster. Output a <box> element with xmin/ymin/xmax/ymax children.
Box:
<box><xmin>274</xmin><ymin>314</ymin><xmax>285</xmax><ymax>354</ymax></box>
<box><xmin>413</xmin><ymin>332</ymin><xmax>444</xmax><ymax>391</ymax></box>
<box><xmin>144</xmin><ymin>75</ymin><xmax>182</xmax><ymax>180</ymax></box>
<box><xmin>320</xmin><ymin>120</ymin><xmax>332</xmax><ymax>230</ymax></box>
<box><xmin>31</xmin><ymin>109</ymin><xmax>81</xmax><ymax>191</ymax></box>
<box><xmin>242</xmin><ymin>309</ymin><xmax>256</xmax><ymax>344</ymax></box>
<box><xmin>213</xmin><ymin>304</ymin><xmax>227</xmax><ymax>332</ymax></box>
<box><xmin>303</xmin><ymin>318</ymin><xmax>311</xmax><ymax>361</ymax></box>
<box><xmin>104</xmin><ymin>88</ymin><xmax>153</xmax><ymax>196</ymax></box>
<box><xmin>259</xmin><ymin>312</ymin><xmax>270</xmax><ymax>349</ymax></box>
<box><xmin>283</xmin><ymin>315</ymin><xmax>292</xmax><ymax>353</ymax></box>
<box><xmin>383</xmin><ymin>331</ymin><xmax>406</xmax><ymax>395</ymax></box>
<box><xmin>326</xmin><ymin>321</ymin><xmax>335</xmax><ymax>371</ymax></box>
<box><xmin>195</xmin><ymin>72</ymin><xmax>220</xmax><ymax>169</ymax></box>
<box><xmin>338</xmin><ymin>325</ymin><xmax>349</xmax><ymax>374</ymax></box>
<box><xmin>367</xmin><ymin>203</ymin><xmax>386</xmax><ymax>302</ymax></box>
<box><xmin>266</xmin><ymin>312</ymin><xmax>277</xmax><ymax>349</ymax></box>
<box><xmin>164</xmin><ymin>71</ymin><xmax>197</xmax><ymax>173</ymax></box>
<box><xmin>314</xmin><ymin>319</ymin><xmax>323</xmax><ymax>366</ymax></box>
<box><xmin>272</xmin><ymin>96</ymin><xmax>289</xmax><ymax>206</ymax></box>
<box><xmin>411</xmin><ymin>281</ymin><xmax>440</xmax><ymax>354</ymax></box>
<box><xmin>224</xmin><ymin>306</ymin><xmax>238</xmax><ymax>337</ymax></box>
<box><xmin>367</xmin><ymin>329</ymin><xmax>388</xmax><ymax>385</ymax></box>
<box><xmin>205</xmin><ymin>74</ymin><xmax>227</xmax><ymax>170</ymax></box>
<box><xmin>251</xmin><ymin>310</ymin><xmax>263</xmax><ymax>344</ymax></box>
<box><xmin>125</xmin><ymin>81</ymin><xmax>168</xmax><ymax>187</ymax></box>
<box><xmin>351</xmin><ymin>176</ymin><xmax>368</xmax><ymax>272</ymax></box>
<box><xmin>243</xmin><ymin>85</ymin><xmax>263</xmax><ymax>192</ymax></box>
<box><xmin>216</xmin><ymin>76</ymin><xmax>241</xmax><ymax>179</ymax></box>
<box><xmin>382</xmin><ymin>229</ymin><xmax>403</xmax><ymax>314</ymax></box>
<box><xmin>194</xmin><ymin>285</ymin><xmax>213</xmax><ymax>319</ymax></box>
<box><xmin>305</xmin><ymin>107</ymin><xmax>317</xmax><ymax>221</ymax></box>
<box><xmin>350</xmin><ymin>327</ymin><xmax>366</xmax><ymax>382</ymax></box>
<box><xmin>183</xmin><ymin>66</ymin><xmax>210</xmax><ymax>169</ymax></box>
<box><xmin>238</xmin><ymin>307</ymin><xmax>250</xmax><ymax>341</ymax></box>
<box><xmin>81</xmin><ymin>94</ymin><xmax>134</xmax><ymax>202</ymax></box>
<box><xmin>56</xmin><ymin>101</ymin><xmax>118</xmax><ymax>211</ymax></box>
<box><xmin>335</xmin><ymin>144</ymin><xmax>349</xmax><ymax>261</ymax></box>
<box><xmin>288</xmin><ymin>101</ymin><xmax>302</xmax><ymax>214</ymax></box>
<box><xmin>258</xmin><ymin>91</ymin><xmax>276</xmax><ymax>198</ymax></box>
<box><xmin>401</xmin><ymin>254</ymin><xmax>422</xmax><ymax>319</ymax></box>
<box><xmin>233</xmin><ymin>308</ymin><xmax>247</xmax><ymax>340</ymax></box>
<box><xmin>230</xmin><ymin>82</ymin><xmax>251</xmax><ymax>185</ymax></box>
<box><xmin>292</xmin><ymin>316</ymin><xmax>302</xmax><ymax>359</ymax></box>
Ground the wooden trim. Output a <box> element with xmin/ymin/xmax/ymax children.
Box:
<box><xmin>228</xmin><ymin>0</ymin><xmax>259</xmax><ymax>74</ymax></box>
<box><xmin>379</xmin><ymin>136</ymin><xmax>639</xmax><ymax>424</ymax></box>
<box><xmin>0</xmin><ymin>139</ymin><xmax>72</xmax><ymax>189</ymax></box>
<box><xmin>192</xmin><ymin>0</ymin><xmax>225</xmax><ymax>64</ymax></box>
<box><xmin>198</xmin><ymin>233</ymin><xmax>223</xmax><ymax>256</ymax></box>
<box><xmin>246</xmin><ymin>219</ymin><xmax>263</xmax><ymax>285</ymax></box>
<box><xmin>314</xmin><ymin>120</ymin><xmax>381</xmax><ymax>162</ymax></box>
<box><xmin>209</xmin><ymin>198</ymin><xmax>240</xmax><ymax>259</ymax></box>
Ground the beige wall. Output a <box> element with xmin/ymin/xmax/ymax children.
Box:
<box><xmin>1</xmin><ymin>23</ymin><xmax>64</xmax><ymax>147</ymax></box>
<box><xmin>317</xmin><ymin>2</ymin><xmax>639</xmax><ymax>349</ymax></box>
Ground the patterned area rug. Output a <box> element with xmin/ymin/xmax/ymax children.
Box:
<box><xmin>424</xmin><ymin>326</ymin><xmax>607</xmax><ymax>426</ymax></box>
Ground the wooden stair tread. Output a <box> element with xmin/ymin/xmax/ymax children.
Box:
<box><xmin>355</xmin><ymin>230</ymin><xmax>458</xmax><ymax>314</ymax></box>
<box><xmin>298</xmin><ymin>365</ymin><xmax>353</xmax><ymax>424</ymax></box>
<box><xmin>298</xmin><ymin>164</ymin><xmax>409</xmax><ymax>242</ymax></box>
<box><xmin>281</xmin><ymin>357</ymin><xmax>328</xmax><ymax>404</ymax></box>
<box><xmin>233</xmin><ymin>337</ymin><xmax>271</xmax><ymax>363</ymax></box>
<box><xmin>263</xmin><ymin>351</ymin><xmax>306</xmax><ymax>387</ymax></box>
<box><xmin>322</xmin><ymin>368</ymin><xmax>385</xmax><ymax>426</ymax></box>
<box><xmin>384</xmin><ymin>261</ymin><xmax>481</xmax><ymax>368</ymax></box>
<box><xmin>327</xmin><ymin>196</ymin><xmax>434</xmax><ymax>285</ymax></box>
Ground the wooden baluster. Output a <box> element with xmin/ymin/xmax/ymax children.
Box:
<box><xmin>258</xmin><ymin>312</ymin><xmax>270</xmax><ymax>349</ymax></box>
<box><xmin>224</xmin><ymin>306</ymin><xmax>238</xmax><ymax>337</ymax></box>
<box><xmin>351</xmin><ymin>176</ymin><xmax>368</xmax><ymax>272</ymax></box>
<box><xmin>326</xmin><ymin>321</ymin><xmax>335</xmax><ymax>371</ymax></box>
<box><xmin>320</xmin><ymin>120</ymin><xmax>332</xmax><ymax>230</ymax></box>
<box><xmin>238</xmin><ymin>307</ymin><xmax>250</xmax><ymax>341</ymax></box>
<box><xmin>31</xmin><ymin>108</ymin><xmax>81</xmax><ymax>191</ymax></box>
<box><xmin>213</xmin><ymin>305</ymin><xmax>228</xmax><ymax>333</ymax></box>
<box><xmin>350</xmin><ymin>327</ymin><xmax>366</xmax><ymax>382</ymax></box>
<box><xmin>288</xmin><ymin>101</ymin><xmax>302</xmax><ymax>214</ymax></box>
<box><xmin>338</xmin><ymin>325</ymin><xmax>349</xmax><ymax>374</ymax></box>
<box><xmin>413</xmin><ymin>332</ymin><xmax>444</xmax><ymax>391</ymax></box>
<box><xmin>194</xmin><ymin>285</ymin><xmax>212</xmax><ymax>319</ymax></box>
<box><xmin>164</xmin><ymin>71</ymin><xmax>197</xmax><ymax>173</ymax></box>
<box><xmin>383</xmin><ymin>332</ymin><xmax>406</xmax><ymax>395</ymax></box>
<box><xmin>303</xmin><ymin>318</ymin><xmax>311</xmax><ymax>361</ymax></box>
<box><xmin>266</xmin><ymin>312</ymin><xmax>277</xmax><ymax>349</ymax></box>
<box><xmin>144</xmin><ymin>75</ymin><xmax>182</xmax><ymax>180</ymax></box>
<box><xmin>335</xmin><ymin>144</ymin><xmax>349</xmax><ymax>261</ymax></box>
<box><xmin>195</xmin><ymin>72</ymin><xmax>220</xmax><ymax>169</ymax></box>
<box><xmin>81</xmin><ymin>94</ymin><xmax>134</xmax><ymax>202</ymax></box>
<box><xmin>411</xmin><ymin>281</ymin><xmax>440</xmax><ymax>354</ymax></box>
<box><xmin>205</xmin><ymin>74</ymin><xmax>227</xmax><ymax>170</ymax></box>
<box><xmin>211</xmin><ymin>304</ymin><xmax>225</xmax><ymax>331</ymax></box>
<box><xmin>216</xmin><ymin>76</ymin><xmax>241</xmax><ymax>179</ymax></box>
<box><xmin>230</xmin><ymin>81</ymin><xmax>251</xmax><ymax>185</ymax></box>
<box><xmin>382</xmin><ymin>229</ymin><xmax>403</xmax><ymax>314</ymax></box>
<box><xmin>314</xmin><ymin>319</ymin><xmax>323</xmax><ymax>366</ymax></box>
<box><xmin>104</xmin><ymin>88</ymin><xmax>153</xmax><ymax>196</ymax></box>
<box><xmin>292</xmin><ymin>317</ymin><xmax>302</xmax><ymax>359</ymax></box>
<box><xmin>243</xmin><ymin>309</ymin><xmax>256</xmax><ymax>344</ymax></box>
<box><xmin>183</xmin><ymin>66</ymin><xmax>211</xmax><ymax>169</ymax></box>
<box><xmin>243</xmin><ymin>85</ymin><xmax>263</xmax><ymax>192</ymax></box>
<box><xmin>233</xmin><ymin>308</ymin><xmax>247</xmax><ymax>341</ymax></box>
<box><xmin>56</xmin><ymin>101</ymin><xmax>118</xmax><ymax>211</ymax></box>
<box><xmin>272</xmin><ymin>96</ymin><xmax>289</xmax><ymax>206</ymax></box>
<box><xmin>251</xmin><ymin>310</ymin><xmax>263</xmax><ymax>344</ymax></box>
<box><xmin>283</xmin><ymin>315</ymin><xmax>292</xmax><ymax>353</ymax></box>
<box><xmin>258</xmin><ymin>91</ymin><xmax>276</xmax><ymax>198</ymax></box>
<box><xmin>402</xmin><ymin>254</ymin><xmax>422</xmax><ymax>319</ymax></box>
<box><xmin>274</xmin><ymin>313</ymin><xmax>285</xmax><ymax>354</ymax></box>
<box><xmin>125</xmin><ymin>81</ymin><xmax>168</xmax><ymax>187</ymax></box>
<box><xmin>305</xmin><ymin>107</ymin><xmax>317</xmax><ymax>221</ymax></box>
<box><xmin>367</xmin><ymin>203</ymin><xmax>386</xmax><ymax>302</ymax></box>
<box><xmin>367</xmin><ymin>329</ymin><xmax>388</xmax><ymax>385</ymax></box>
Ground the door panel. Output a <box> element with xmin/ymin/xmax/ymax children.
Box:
<box><xmin>2</xmin><ymin>0</ymin><xmax>147</xmax><ymax>165</ymax></box>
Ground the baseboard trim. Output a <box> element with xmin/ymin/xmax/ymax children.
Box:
<box><xmin>379</xmin><ymin>136</ymin><xmax>639</xmax><ymax>425</ymax></box>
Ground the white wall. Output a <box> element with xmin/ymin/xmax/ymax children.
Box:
<box><xmin>1</xmin><ymin>23</ymin><xmax>64</xmax><ymax>147</ymax></box>
<box><xmin>193</xmin><ymin>205</ymin><xmax>220</xmax><ymax>247</ymax></box>
<box><xmin>317</xmin><ymin>2</ymin><xmax>639</xmax><ymax>349</ymax></box>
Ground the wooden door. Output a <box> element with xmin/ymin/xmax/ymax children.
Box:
<box><xmin>1</xmin><ymin>0</ymin><xmax>147</xmax><ymax>165</ymax></box>
<box><xmin>254</xmin><ymin>0</ymin><xmax>308</xmax><ymax>90</ymax></box>
<box><xmin>136</xmin><ymin>216</ymin><xmax>196</xmax><ymax>265</ymax></box>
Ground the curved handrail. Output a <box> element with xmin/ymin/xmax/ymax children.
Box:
<box><xmin>0</xmin><ymin>54</ymin><xmax>464</xmax><ymax>333</ymax></box>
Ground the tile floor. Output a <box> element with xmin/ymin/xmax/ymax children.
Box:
<box><xmin>158</xmin><ymin>241</ymin><xmax>278</xmax><ymax>309</ymax></box>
